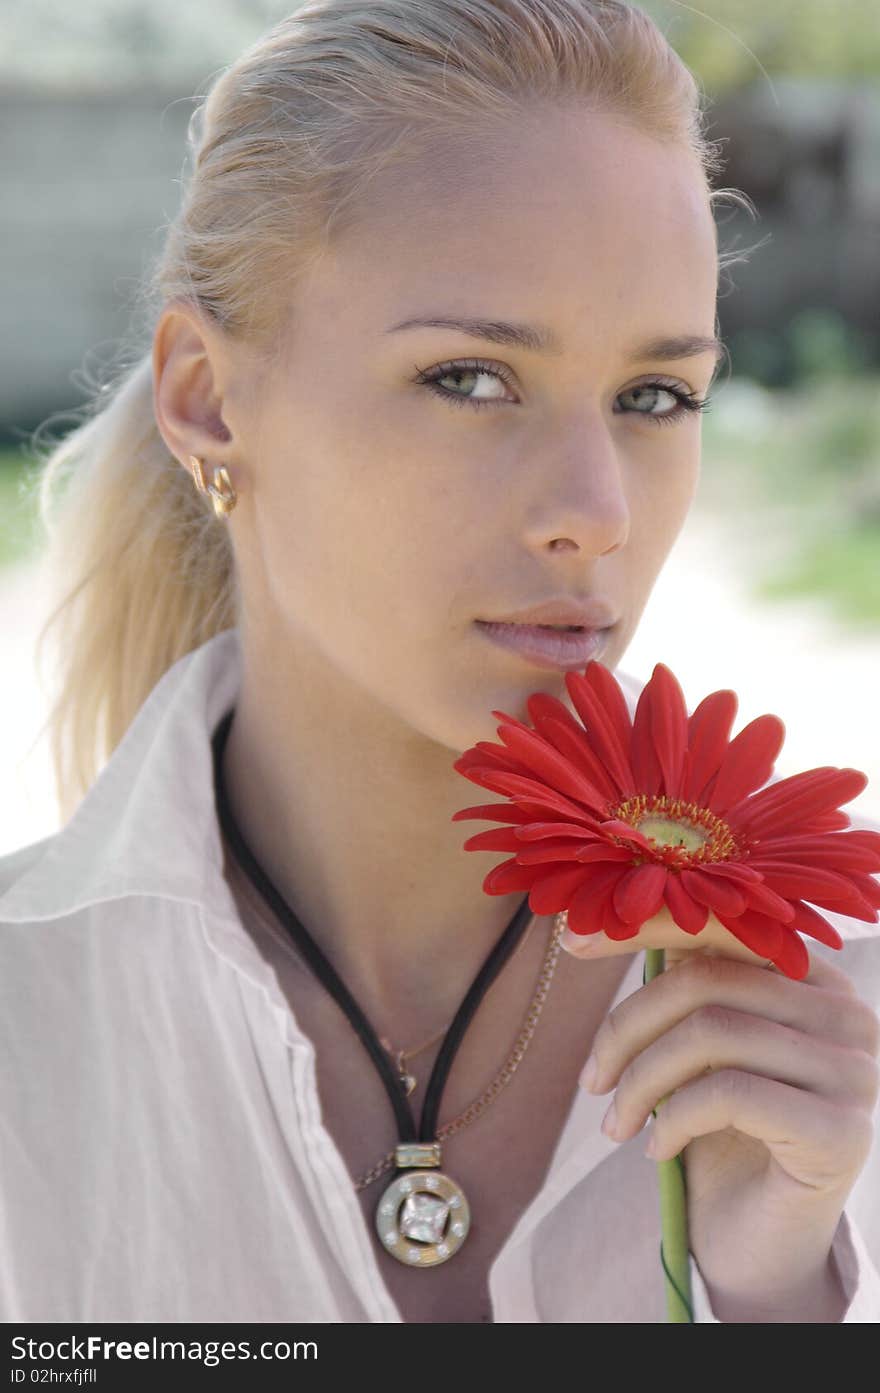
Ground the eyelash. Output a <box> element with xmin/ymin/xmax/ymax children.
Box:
<box><xmin>411</xmin><ymin>356</ymin><xmax>712</xmax><ymax>427</ymax></box>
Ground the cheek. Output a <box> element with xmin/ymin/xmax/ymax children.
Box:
<box><xmin>255</xmin><ymin>466</ymin><xmax>459</xmax><ymax>646</ymax></box>
<box><xmin>633</xmin><ymin>437</ymin><xmax>700</xmax><ymax>529</ymax></box>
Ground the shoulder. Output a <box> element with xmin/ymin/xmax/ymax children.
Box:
<box><xmin>0</xmin><ymin>827</ymin><xmax>204</xmax><ymax>977</ymax></box>
<box><xmin>0</xmin><ymin>833</ymin><xmax>56</xmax><ymax>902</ymax></box>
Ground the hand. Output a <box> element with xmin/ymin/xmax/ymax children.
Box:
<box><xmin>566</xmin><ymin>910</ymin><xmax>880</xmax><ymax>1320</ymax></box>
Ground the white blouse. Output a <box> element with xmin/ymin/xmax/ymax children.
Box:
<box><xmin>1</xmin><ymin>628</ymin><xmax>878</xmax><ymax>1322</ymax></box>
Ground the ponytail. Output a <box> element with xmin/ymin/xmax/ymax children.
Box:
<box><xmin>28</xmin><ymin>351</ymin><xmax>238</xmax><ymax>824</ymax></box>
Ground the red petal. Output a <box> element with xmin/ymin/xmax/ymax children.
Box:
<box><xmin>574</xmin><ymin>843</ymin><xmax>634</xmax><ymax>864</ymax></box>
<box><xmin>513</xmin><ymin>799</ymin><xmax>603</xmax><ymax>829</ymax></box>
<box><xmin>664</xmin><ymin>873</ymin><xmax>710</xmax><ymax>934</ymax></box>
<box><xmin>461</xmin><ymin>768</ymin><xmax>596</xmax><ymax>821</ymax></box>
<box><xmin>821</xmin><ymin>898</ymin><xmax>878</xmax><ymax>924</ymax></box>
<box><xmin>755</xmin><ymin>860</ymin><xmax>874</xmax><ymax>914</ymax></box>
<box><xmin>629</xmin><ymin>669</ymin><xmax>665</xmax><ymax>795</ymax></box>
<box><xmin>749</xmin><ymin>833</ymin><xmax>880</xmax><ymax>873</ymax></box>
<box><xmin>713</xmin><ymin>908</ymin><xmax>785</xmax><ymax>960</ymax></box>
<box><xmin>603</xmin><ymin>903</ymin><xmax>644</xmax><ymax>940</ymax></box>
<box><xmin>612</xmin><ymin>863</ymin><xmax>668</xmax><ymax>924</ymax></box>
<box><xmin>528</xmin><ymin>864</ymin><xmax>591</xmax><ymax>914</ymax></box>
<box><xmin>586</xmin><ymin>659</ymin><xmax>634</xmax><ymax>736</ymax></box>
<box><xmin>574</xmin><ymin>861</ymin><xmax>629</xmax><ymax>898</ymax></box>
<box><xmin>647</xmin><ymin>663</ymin><xmax>689</xmax><ymax>796</ymax></box>
<box><xmin>727</xmin><ymin>768</ymin><xmax>868</xmax><ymax>838</ymax></box>
<box><xmin>583</xmin><ymin>661</ymin><xmax>637</xmax><ymax>788</ymax></box>
<box><xmin>563</xmin><ymin>668</ymin><xmax>637</xmax><ymax>794</ymax></box>
<box><xmin>514</xmin><ymin>821</ymin><xmax>604</xmax><ymax>841</ymax></box>
<box><xmin>706</xmin><ymin>714</ymin><xmax>786</xmax><ymax>814</ymax></box>
<box><xmin>846</xmin><ymin>872</ymin><xmax>880</xmax><ymax>909</ymax></box>
<box><xmin>842</xmin><ymin>829</ymin><xmax>880</xmax><ymax>854</ymax></box>
<box><xmin>683</xmin><ymin>689</ymin><xmax>738</xmax><ymax>803</ymax></box>
<box><xmin>530</xmin><ymin>715</ymin><xmax>619</xmax><ymax>802</ymax></box>
<box><xmin>494</xmin><ymin>724</ymin><xmax>609</xmax><ymax>814</ymax></box>
<box><xmin>490</xmin><ymin>707</ymin><xmax>537</xmax><ymax>734</ymax></box>
<box><xmin>454</xmin><ymin>742</ymin><xmax>533</xmax><ymax>777</ymax></box>
<box><xmin>514</xmin><ymin>837</ymin><xmax>591</xmax><ymax>865</ymax></box>
<box><xmin>526</xmin><ymin>697</ymin><xmax>620</xmax><ymax>794</ymax></box>
<box><xmin>696</xmin><ymin>860</ymin><xmax>764</xmax><ymax>884</ymax></box>
<box><xmin>525</xmin><ymin>690</ymin><xmax>577</xmax><ymax>730</ymax></box>
<box><xmin>679</xmin><ymin>749</ymin><xmax>693</xmax><ymax>801</ymax></box>
<box><xmin>739</xmin><ymin>879</ymin><xmax>795</xmax><ymax>921</ymax></box>
<box><xmin>566</xmin><ymin>881</ymin><xmax>615</xmax><ymax>935</ymax></box>
<box><xmin>680</xmin><ymin>867</ymin><xmax>747</xmax><ymax>917</ymax></box>
<box><xmin>451</xmin><ymin>802</ymin><xmax>535</xmax><ymax>825</ymax></box>
<box><xmin>482</xmin><ymin>858</ymin><xmax>537</xmax><ymax>894</ymax></box>
<box><xmin>770</xmin><ymin>927</ymin><xmax>811</xmax><ymax>981</ymax></box>
<box><xmin>603</xmin><ymin>925</ymin><xmax>640</xmax><ymax>941</ymax></box>
<box><xmin>461</xmin><ymin>827</ymin><xmax>524</xmax><ymax>852</ymax></box>
<box><xmin>596</xmin><ymin>818</ymin><xmax>657</xmax><ymax>853</ymax></box>
<box><xmin>787</xmin><ymin>900</ymin><xmax>845</xmax><ymax>950</ymax></box>
<box><xmin>797</xmin><ymin>810</ymin><xmax>852</xmax><ymax>833</ymax></box>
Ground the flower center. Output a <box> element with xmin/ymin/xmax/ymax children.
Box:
<box><xmin>609</xmin><ymin>794</ymin><xmax>742</xmax><ymax>868</ymax></box>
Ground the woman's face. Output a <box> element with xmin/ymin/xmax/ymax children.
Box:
<box><xmin>223</xmin><ymin>106</ymin><xmax>721</xmax><ymax>751</ymax></box>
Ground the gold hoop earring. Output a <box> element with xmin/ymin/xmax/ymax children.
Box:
<box><xmin>187</xmin><ymin>455</ymin><xmax>238</xmax><ymax>519</ymax></box>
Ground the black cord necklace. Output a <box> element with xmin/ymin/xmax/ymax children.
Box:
<box><xmin>211</xmin><ymin>706</ymin><xmax>535</xmax><ymax>1268</ymax></box>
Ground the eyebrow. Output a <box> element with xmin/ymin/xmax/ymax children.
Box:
<box><xmin>385</xmin><ymin>315</ymin><xmax>725</xmax><ymax>366</ymax></box>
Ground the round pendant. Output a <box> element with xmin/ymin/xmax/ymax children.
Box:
<box><xmin>375</xmin><ymin>1169</ymin><xmax>471</xmax><ymax>1267</ymax></box>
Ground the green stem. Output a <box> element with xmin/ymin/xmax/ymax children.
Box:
<box><xmin>644</xmin><ymin>947</ymin><xmax>694</xmax><ymax>1323</ymax></box>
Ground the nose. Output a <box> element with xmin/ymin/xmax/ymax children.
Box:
<box><xmin>549</xmin><ymin>534</ymin><xmax>622</xmax><ymax>556</ymax></box>
<box><xmin>523</xmin><ymin>423</ymin><xmax>631</xmax><ymax>559</ymax></box>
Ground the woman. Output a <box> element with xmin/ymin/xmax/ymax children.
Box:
<box><xmin>2</xmin><ymin>0</ymin><xmax>879</xmax><ymax>1323</ymax></box>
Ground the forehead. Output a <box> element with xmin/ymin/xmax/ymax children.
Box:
<box><xmin>295</xmin><ymin>107</ymin><xmax>718</xmax><ymax>344</ymax></box>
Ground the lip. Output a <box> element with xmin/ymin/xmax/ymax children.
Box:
<box><xmin>474</xmin><ymin>620</ymin><xmax>611</xmax><ymax>672</ymax></box>
<box><xmin>478</xmin><ymin>597</ymin><xmax>619</xmax><ymax>629</ymax></box>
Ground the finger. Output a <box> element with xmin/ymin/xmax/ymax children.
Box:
<box><xmin>581</xmin><ymin>952</ymin><xmax>879</xmax><ymax>1096</ymax></box>
<box><xmin>667</xmin><ymin>943</ymin><xmax>865</xmax><ymax>1006</ymax></box>
<box><xmin>600</xmin><ymin>1004</ymin><xmax>880</xmax><ymax>1145</ymax></box>
<box><xmin>796</xmin><ymin>949</ymin><xmax>863</xmax><ymax>998</ymax></box>
<box><xmin>560</xmin><ymin>904</ymin><xmax>772</xmax><ymax>968</ymax></box>
<box><xmin>642</xmin><ymin>1068</ymin><xmax>874</xmax><ymax>1189</ymax></box>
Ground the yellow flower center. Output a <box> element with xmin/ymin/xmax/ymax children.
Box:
<box><xmin>609</xmin><ymin>794</ymin><xmax>742</xmax><ymax>868</ymax></box>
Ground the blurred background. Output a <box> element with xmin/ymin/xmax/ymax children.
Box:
<box><xmin>1</xmin><ymin>0</ymin><xmax>879</xmax><ymax>854</ymax></box>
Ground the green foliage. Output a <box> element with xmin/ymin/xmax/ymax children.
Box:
<box><xmin>728</xmin><ymin>310</ymin><xmax>875</xmax><ymax>389</ymax></box>
<box><xmin>0</xmin><ymin>448</ymin><xmax>42</xmax><ymax>568</ymax></box>
<box><xmin>640</xmin><ymin>1</ymin><xmax>880</xmax><ymax>91</ymax></box>
<box><xmin>754</xmin><ymin>524</ymin><xmax>880</xmax><ymax>624</ymax></box>
<box><xmin>700</xmin><ymin>373</ymin><xmax>880</xmax><ymax>627</ymax></box>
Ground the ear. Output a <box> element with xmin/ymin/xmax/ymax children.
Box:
<box><xmin>152</xmin><ymin>299</ymin><xmax>234</xmax><ymax>472</ymax></box>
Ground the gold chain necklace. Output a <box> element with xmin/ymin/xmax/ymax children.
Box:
<box><xmin>375</xmin><ymin>915</ymin><xmax>538</xmax><ymax>1096</ymax></box>
<box><xmin>377</xmin><ymin>1026</ymin><xmax>451</xmax><ymax>1098</ymax></box>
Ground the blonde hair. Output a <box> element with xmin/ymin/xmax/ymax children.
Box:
<box><xmin>25</xmin><ymin>0</ymin><xmax>752</xmax><ymax>824</ymax></box>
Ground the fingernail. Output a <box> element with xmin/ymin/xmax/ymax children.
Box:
<box><xmin>565</xmin><ymin>931</ymin><xmax>602</xmax><ymax>957</ymax></box>
<box><xmin>601</xmin><ymin>1100</ymin><xmax>618</xmax><ymax>1138</ymax></box>
<box><xmin>560</xmin><ymin>928</ymin><xmax>587</xmax><ymax>953</ymax></box>
<box><xmin>580</xmin><ymin>1052</ymin><xmax>599</xmax><ymax>1092</ymax></box>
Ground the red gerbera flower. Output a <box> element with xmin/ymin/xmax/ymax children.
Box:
<box><xmin>452</xmin><ymin>661</ymin><xmax>880</xmax><ymax>981</ymax></box>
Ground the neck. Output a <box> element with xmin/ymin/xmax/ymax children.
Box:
<box><xmin>219</xmin><ymin>629</ymin><xmax>545</xmax><ymax>1040</ymax></box>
